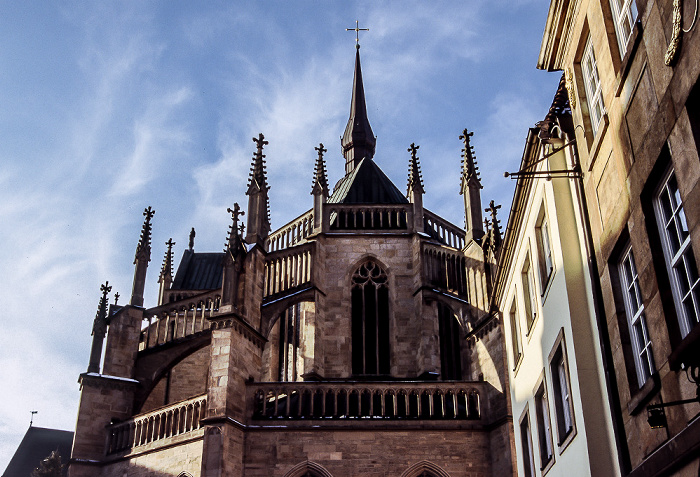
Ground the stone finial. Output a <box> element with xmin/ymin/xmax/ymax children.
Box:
<box><xmin>188</xmin><ymin>227</ymin><xmax>195</xmax><ymax>252</ymax></box>
<box><xmin>134</xmin><ymin>207</ymin><xmax>155</xmax><ymax>263</ymax></box>
<box><xmin>88</xmin><ymin>281</ymin><xmax>112</xmax><ymax>373</ymax></box>
<box><xmin>459</xmin><ymin>129</ymin><xmax>482</xmax><ymax>191</ymax></box>
<box><xmin>311</xmin><ymin>143</ymin><xmax>329</xmax><ymax>197</ymax></box>
<box><xmin>248</xmin><ymin>133</ymin><xmax>270</xmax><ymax>194</ymax></box>
<box><xmin>485</xmin><ymin>200</ymin><xmax>503</xmax><ymax>247</ymax></box>
<box><xmin>159</xmin><ymin>239</ymin><xmax>175</xmax><ymax>284</ymax></box>
<box><xmin>114</xmin><ymin>292</ymin><xmax>120</xmax><ymax>305</ymax></box>
<box><xmin>225</xmin><ymin>203</ymin><xmax>245</xmax><ymax>251</ymax></box>
<box><xmin>246</xmin><ymin>134</ymin><xmax>271</xmax><ymax>243</ymax></box>
<box><xmin>407</xmin><ymin>142</ymin><xmax>425</xmax><ymax>195</ymax></box>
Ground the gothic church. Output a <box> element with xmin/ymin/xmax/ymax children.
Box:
<box><xmin>68</xmin><ymin>45</ymin><xmax>514</xmax><ymax>477</ymax></box>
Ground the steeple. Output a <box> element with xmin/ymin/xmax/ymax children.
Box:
<box><xmin>158</xmin><ymin>238</ymin><xmax>175</xmax><ymax>305</ymax></box>
<box><xmin>459</xmin><ymin>129</ymin><xmax>484</xmax><ymax>244</ymax></box>
<box><xmin>130</xmin><ymin>207</ymin><xmax>154</xmax><ymax>307</ymax></box>
<box><xmin>246</xmin><ymin>133</ymin><xmax>271</xmax><ymax>246</ymax></box>
<box><xmin>341</xmin><ymin>47</ymin><xmax>376</xmax><ymax>174</ymax></box>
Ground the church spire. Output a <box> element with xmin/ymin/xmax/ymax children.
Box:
<box><xmin>130</xmin><ymin>207</ymin><xmax>154</xmax><ymax>307</ymax></box>
<box><xmin>341</xmin><ymin>46</ymin><xmax>376</xmax><ymax>174</ymax></box>
<box><xmin>246</xmin><ymin>133</ymin><xmax>271</xmax><ymax>246</ymax></box>
<box><xmin>459</xmin><ymin>129</ymin><xmax>484</xmax><ymax>244</ymax></box>
<box><xmin>311</xmin><ymin>143</ymin><xmax>329</xmax><ymax>198</ymax></box>
<box><xmin>158</xmin><ymin>238</ymin><xmax>174</xmax><ymax>305</ymax></box>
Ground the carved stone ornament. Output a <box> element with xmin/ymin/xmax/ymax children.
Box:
<box><xmin>565</xmin><ymin>68</ymin><xmax>576</xmax><ymax>109</ymax></box>
<box><xmin>665</xmin><ymin>0</ymin><xmax>682</xmax><ymax>66</ymax></box>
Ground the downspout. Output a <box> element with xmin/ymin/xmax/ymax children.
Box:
<box><xmin>569</xmin><ymin>137</ymin><xmax>632</xmax><ymax>475</ymax></box>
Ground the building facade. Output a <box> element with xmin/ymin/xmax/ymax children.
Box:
<box><xmin>494</xmin><ymin>78</ymin><xmax>621</xmax><ymax>477</ymax></box>
<box><xmin>67</xmin><ymin>47</ymin><xmax>515</xmax><ymax>477</ymax></box>
<box><xmin>538</xmin><ymin>0</ymin><xmax>700</xmax><ymax>475</ymax></box>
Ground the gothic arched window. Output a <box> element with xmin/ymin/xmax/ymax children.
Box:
<box><xmin>351</xmin><ymin>261</ymin><xmax>390</xmax><ymax>375</ymax></box>
<box><xmin>438</xmin><ymin>302</ymin><xmax>462</xmax><ymax>380</ymax></box>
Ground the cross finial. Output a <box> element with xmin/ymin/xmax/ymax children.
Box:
<box><xmin>315</xmin><ymin>143</ymin><xmax>327</xmax><ymax>159</ymax></box>
<box><xmin>408</xmin><ymin>143</ymin><xmax>420</xmax><ymax>160</ymax></box>
<box><xmin>252</xmin><ymin>133</ymin><xmax>268</xmax><ymax>156</ymax></box>
<box><xmin>30</xmin><ymin>410</ymin><xmax>38</xmax><ymax>427</ymax></box>
<box><xmin>346</xmin><ymin>20</ymin><xmax>369</xmax><ymax>49</ymax></box>
<box><xmin>143</xmin><ymin>206</ymin><xmax>155</xmax><ymax>222</ymax></box>
<box><xmin>114</xmin><ymin>292</ymin><xmax>120</xmax><ymax>305</ymax></box>
<box><xmin>100</xmin><ymin>281</ymin><xmax>112</xmax><ymax>298</ymax></box>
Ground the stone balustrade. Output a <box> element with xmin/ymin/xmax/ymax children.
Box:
<box><xmin>423</xmin><ymin>210</ymin><xmax>465</xmax><ymax>249</ymax></box>
<box><xmin>267</xmin><ymin>209</ymin><xmax>314</xmax><ymax>252</ymax></box>
<box><xmin>326</xmin><ymin>204</ymin><xmax>411</xmax><ymax>231</ymax></box>
<box><xmin>264</xmin><ymin>242</ymin><xmax>314</xmax><ymax>298</ymax></box>
<box><xmin>139</xmin><ymin>292</ymin><xmax>220</xmax><ymax>351</ymax></box>
<box><xmin>423</xmin><ymin>243</ymin><xmax>469</xmax><ymax>297</ymax></box>
<box><xmin>105</xmin><ymin>394</ymin><xmax>206</xmax><ymax>455</ymax></box>
<box><xmin>249</xmin><ymin>381</ymin><xmax>483</xmax><ymax>420</ymax></box>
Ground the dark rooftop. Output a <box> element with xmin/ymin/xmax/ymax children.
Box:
<box><xmin>329</xmin><ymin>157</ymin><xmax>408</xmax><ymax>205</ymax></box>
<box><xmin>171</xmin><ymin>250</ymin><xmax>224</xmax><ymax>291</ymax></box>
<box><xmin>2</xmin><ymin>426</ymin><xmax>73</xmax><ymax>477</ymax></box>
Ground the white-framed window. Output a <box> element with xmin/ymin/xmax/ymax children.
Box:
<box><xmin>509</xmin><ymin>298</ymin><xmax>523</xmax><ymax>368</ymax></box>
<box><xmin>519</xmin><ymin>409</ymin><xmax>537</xmax><ymax>477</ymax></box>
<box><xmin>536</xmin><ymin>210</ymin><xmax>554</xmax><ymax>290</ymax></box>
<box><xmin>549</xmin><ymin>335</ymin><xmax>575</xmax><ymax>445</ymax></box>
<box><xmin>581</xmin><ymin>36</ymin><xmax>605</xmax><ymax>134</ymax></box>
<box><xmin>534</xmin><ymin>382</ymin><xmax>554</xmax><ymax>469</ymax></box>
<box><xmin>619</xmin><ymin>245</ymin><xmax>655</xmax><ymax>387</ymax></box>
<box><xmin>522</xmin><ymin>253</ymin><xmax>538</xmax><ymax>332</ymax></box>
<box><xmin>654</xmin><ymin>168</ymin><xmax>700</xmax><ymax>337</ymax></box>
<box><xmin>610</xmin><ymin>0</ymin><xmax>638</xmax><ymax>56</ymax></box>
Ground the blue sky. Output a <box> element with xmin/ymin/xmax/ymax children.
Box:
<box><xmin>0</xmin><ymin>1</ymin><xmax>561</xmax><ymax>468</ymax></box>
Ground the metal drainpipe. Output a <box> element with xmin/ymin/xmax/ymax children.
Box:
<box><xmin>569</xmin><ymin>139</ymin><xmax>632</xmax><ymax>475</ymax></box>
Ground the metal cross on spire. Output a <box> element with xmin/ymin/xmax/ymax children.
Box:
<box><xmin>346</xmin><ymin>20</ymin><xmax>369</xmax><ymax>49</ymax></box>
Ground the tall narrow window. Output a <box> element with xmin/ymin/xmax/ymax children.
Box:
<box><xmin>619</xmin><ymin>246</ymin><xmax>655</xmax><ymax>387</ymax></box>
<box><xmin>610</xmin><ymin>0</ymin><xmax>638</xmax><ymax>56</ymax></box>
<box><xmin>536</xmin><ymin>210</ymin><xmax>554</xmax><ymax>290</ymax></box>
<box><xmin>278</xmin><ymin>303</ymin><xmax>301</xmax><ymax>381</ymax></box>
<box><xmin>550</xmin><ymin>340</ymin><xmax>575</xmax><ymax>444</ymax></box>
<box><xmin>534</xmin><ymin>382</ymin><xmax>554</xmax><ymax>468</ymax></box>
<box><xmin>522</xmin><ymin>254</ymin><xmax>537</xmax><ymax>331</ymax></box>
<box><xmin>654</xmin><ymin>168</ymin><xmax>700</xmax><ymax>337</ymax></box>
<box><xmin>519</xmin><ymin>410</ymin><xmax>536</xmax><ymax>477</ymax></box>
<box><xmin>582</xmin><ymin>36</ymin><xmax>605</xmax><ymax>133</ymax></box>
<box><xmin>352</xmin><ymin>261</ymin><xmax>390</xmax><ymax>375</ymax></box>
<box><xmin>509</xmin><ymin>299</ymin><xmax>522</xmax><ymax>369</ymax></box>
<box><xmin>438</xmin><ymin>302</ymin><xmax>462</xmax><ymax>380</ymax></box>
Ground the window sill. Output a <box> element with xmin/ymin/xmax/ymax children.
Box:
<box><xmin>540</xmin><ymin>269</ymin><xmax>556</xmax><ymax>304</ymax></box>
<box><xmin>628</xmin><ymin>373</ymin><xmax>661</xmax><ymax>415</ymax></box>
<box><xmin>513</xmin><ymin>353</ymin><xmax>524</xmax><ymax>376</ymax></box>
<box><xmin>526</xmin><ymin>313</ymin><xmax>540</xmax><ymax>342</ymax></box>
<box><xmin>557</xmin><ymin>425</ymin><xmax>577</xmax><ymax>454</ymax></box>
<box><xmin>587</xmin><ymin>113</ymin><xmax>609</xmax><ymax>172</ymax></box>
<box><xmin>614</xmin><ymin>20</ymin><xmax>643</xmax><ymax>98</ymax></box>
<box><xmin>668</xmin><ymin>324</ymin><xmax>700</xmax><ymax>371</ymax></box>
<box><xmin>540</xmin><ymin>453</ymin><xmax>555</xmax><ymax>476</ymax></box>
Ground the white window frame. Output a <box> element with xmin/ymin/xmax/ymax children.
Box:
<box><xmin>618</xmin><ymin>245</ymin><xmax>655</xmax><ymax>387</ymax></box>
<box><xmin>581</xmin><ymin>36</ymin><xmax>605</xmax><ymax>134</ymax></box>
<box><xmin>536</xmin><ymin>210</ymin><xmax>554</xmax><ymax>291</ymax></box>
<box><xmin>509</xmin><ymin>298</ymin><xmax>523</xmax><ymax>369</ymax></box>
<box><xmin>654</xmin><ymin>168</ymin><xmax>700</xmax><ymax>337</ymax></box>
<box><xmin>519</xmin><ymin>409</ymin><xmax>537</xmax><ymax>477</ymax></box>
<box><xmin>534</xmin><ymin>382</ymin><xmax>554</xmax><ymax>469</ymax></box>
<box><xmin>610</xmin><ymin>0</ymin><xmax>638</xmax><ymax>56</ymax></box>
<box><xmin>522</xmin><ymin>253</ymin><xmax>538</xmax><ymax>332</ymax></box>
<box><xmin>549</xmin><ymin>333</ymin><xmax>575</xmax><ymax>447</ymax></box>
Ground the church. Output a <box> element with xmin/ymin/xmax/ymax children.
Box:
<box><xmin>68</xmin><ymin>42</ymin><xmax>514</xmax><ymax>477</ymax></box>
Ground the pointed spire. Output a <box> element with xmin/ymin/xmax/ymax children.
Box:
<box><xmin>460</xmin><ymin>129</ymin><xmax>482</xmax><ymax>190</ymax></box>
<box><xmin>130</xmin><ymin>207</ymin><xmax>154</xmax><ymax>307</ymax></box>
<box><xmin>311</xmin><ymin>143</ymin><xmax>329</xmax><ymax>197</ymax></box>
<box><xmin>134</xmin><ymin>206</ymin><xmax>155</xmax><ymax>264</ymax></box>
<box><xmin>246</xmin><ymin>134</ymin><xmax>271</xmax><ymax>245</ymax></box>
<box><xmin>222</xmin><ymin>203</ymin><xmax>247</xmax><ymax>309</ymax></box>
<box><xmin>159</xmin><ymin>239</ymin><xmax>175</xmax><ymax>284</ymax></box>
<box><xmin>225</xmin><ymin>203</ymin><xmax>245</xmax><ymax>252</ymax></box>
<box><xmin>88</xmin><ymin>281</ymin><xmax>112</xmax><ymax>373</ymax></box>
<box><xmin>248</xmin><ymin>133</ymin><xmax>270</xmax><ymax>195</ymax></box>
<box><xmin>485</xmin><ymin>200</ymin><xmax>503</xmax><ymax>249</ymax></box>
<box><xmin>407</xmin><ymin>143</ymin><xmax>425</xmax><ymax>195</ymax></box>
<box><xmin>341</xmin><ymin>47</ymin><xmax>376</xmax><ymax>174</ymax></box>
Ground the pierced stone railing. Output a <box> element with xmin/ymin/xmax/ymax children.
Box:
<box><xmin>267</xmin><ymin>209</ymin><xmax>314</xmax><ymax>252</ymax></box>
<box><xmin>423</xmin><ymin>243</ymin><xmax>468</xmax><ymax>297</ymax></box>
<box><xmin>326</xmin><ymin>204</ymin><xmax>411</xmax><ymax>231</ymax></box>
<box><xmin>423</xmin><ymin>210</ymin><xmax>465</xmax><ymax>249</ymax></box>
<box><xmin>105</xmin><ymin>394</ymin><xmax>206</xmax><ymax>454</ymax></box>
<box><xmin>139</xmin><ymin>291</ymin><xmax>220</xmax><ymax>351</ymax></box>
<box><xmin>249</xmin><ymin>382</ymin><xmax>483</xmax><ymax>420</ymax></box>
<box><xmin>264</xmin><ymin>242</ymin><xmax>314</xmax><ymax>298</ymax></box>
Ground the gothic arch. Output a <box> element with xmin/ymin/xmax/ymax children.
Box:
<box><xmin>284</xmin><ymin>460</ymin><xmax>333</xmax><ymax>477</ymax></box>
<box><xmin>177</xmin><ymin>473</ymin><xmax>193</xmax><ymax>477</ymax></box>
<box><xmin>400</xmin><ymin>460</ymin><xmax>451</xmax><ymax>477</ymax></box>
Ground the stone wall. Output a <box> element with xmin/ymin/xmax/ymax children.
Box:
<box><xmin>100</xmin><ymin>438</ymin><xmax>203</xmax><ymax>477</ymax></box>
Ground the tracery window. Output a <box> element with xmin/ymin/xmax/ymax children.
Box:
<box><xmin>352</xmin><ymin>261</ymin><xmax>390</xmax><ymax>375</ymax></box>
<box><xmin>438</xmin><ymin>302</ymin><xmax>462</xmax><ymax>380</ymax></box>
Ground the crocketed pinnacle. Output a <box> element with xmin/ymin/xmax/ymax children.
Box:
<box><xmin>485</xmin><ymin>200</ymin><xmax>503</xmax><ymax>249</ymax></box>
<box><xmin>158</xmin><ymin>238</ymin><xmax>175</xmax><ymax>284</ymax></box>
<box><xmin>341</xmin><ymin>48</ymin><xmax>376</xmax><ymax>172</ymax></box>
<box><xmin>134</xmin><ymin>206</ymin><xmax>154</xmax><ymax>264</ymax></box>
<box><xmin>247</xmin><ymin>133</ymin><xmax>270</xmax><ymax>195</ymax></box>
<box><xmin>91</xmin><ymin>281</ymin><xmax>112</xmax><ymax>338</ymax></box>
<box><xmin>406</xmin><ymin>143</ymin><xmax>424</xmax><ymax>195</ymax></box>
<box><xmin>460</xmin><ymin>129</ymin><xmax>482</xmax><ymax>192</ymax></box>
<box><xmin>311</xmin><ymin>143</ymin><xmax>329</xmax><ymax>197</ymax></box>
<box><xmin>225</xmin><ymin>203</ymin><xmax>246</xmax><ymax>253</ymax></box>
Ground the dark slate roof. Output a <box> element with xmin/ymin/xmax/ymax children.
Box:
<box><xmin>2</xmin><ymin>427</ymin><xmax>73</xmax><ymax>477</ymax></box>
<box><xmin>171</xmin><ymin>250</ymin><xmax>224</xmax><ymax>290</ymax></box>
<box><xmin>329</xmin><ymin>157</ymin><xmax>408</xmax><ymax>204</ymax></box>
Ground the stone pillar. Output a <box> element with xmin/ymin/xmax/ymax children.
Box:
<box><xmin>102</xmin><ymin>306</ymin><xmax>144</xmax><ymax>378</ymax></box>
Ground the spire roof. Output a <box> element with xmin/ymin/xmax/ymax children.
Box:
<box><xmin>459</xmin><ymin>129</ymin><xmax>482</xmax><ymax>191</ymax></box>
<box><xmin>328</xmin><ymin>157</ymin><xmax>408</xmax><ymax>205</ymax></box>
<box><xmin>311</xmin><ymin>143</ymin><xmax>329</xmax><ymax>197</ymax></box>
<box><xmin>158</xmin><ymin>238</ymin><xmax>175</xmax><ymax>284</ymax></box>
<box><xmin>341</xmin><ymin>48</ymin><xmax>376</xmax><ymax>173</ymax></box>
<box><xmin>134</xmin><ymin>206</ymin><xmax>154</xmax><ymax>263</ymax></box>
<box><xmin>407</xmin><ymin>143</ymin><xmax>425</xmax><ymax>195</ymax></box>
